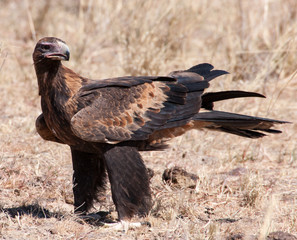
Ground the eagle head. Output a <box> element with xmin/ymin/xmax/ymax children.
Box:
<box><xmin>33</xmin><ymin>37</ymin><xmax>70</xmax><ymax>64</ymax></box>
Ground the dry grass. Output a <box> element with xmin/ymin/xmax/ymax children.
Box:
<box><xmin>0</xmin><ymin>0</ymin><xmax>297</xmax><ymax>239</ymax></box>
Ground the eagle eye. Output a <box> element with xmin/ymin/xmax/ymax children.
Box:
<box><xmin>41</xmin><ymin>44</ymin><xmax>51</xmax><ymax>51</ymax></box>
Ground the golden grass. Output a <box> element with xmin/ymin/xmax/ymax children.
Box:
<box><xmin>0</xmin><ymin>0</ymin><xmax>297</xmax><ymax>239</ymax></box>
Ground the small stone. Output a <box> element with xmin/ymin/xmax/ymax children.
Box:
<box><xmin>266</xmin><ymin>231</ymin><xmax>297</xmax><ymax>240</ymax></box>
<box><xmin>228</xmin><ymin>167</ymin><xmax>248</xmax><ymax>176</ymax></box>
<box><xmin>226</xmin><ymin>233</ymin><xmax>244</xmax><ymax>240</ymax></box>
<box><xmin>162</xmin><ymin>166</ymin><xmax>198</xmax><ymax>189</ymax></box>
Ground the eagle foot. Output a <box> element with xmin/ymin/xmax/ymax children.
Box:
<box><xmin>103</xmin><ymin>220</ymin><xmax>151</xmax><ymax>232</ymax></box>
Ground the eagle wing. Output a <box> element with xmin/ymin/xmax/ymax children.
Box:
<box><xmin>70</xmin><ymin>69</ymin><xmax>213</xmax><ymax>143</ymax></box>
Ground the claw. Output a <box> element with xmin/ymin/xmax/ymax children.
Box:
<box><xmin>103</xmin><ymin>220</ymin><xmax>150</xmax><ymax>232</ymax></box>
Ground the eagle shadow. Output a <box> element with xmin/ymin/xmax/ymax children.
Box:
<box><xmin>1</xmin><ymin>204</ymin><xmax>61</xmax><ymax>219</ymax></box>
<box><xmin>1</xmin><ymin>204</ymin><xmax>115</xmax><ymax>226</ymax></box>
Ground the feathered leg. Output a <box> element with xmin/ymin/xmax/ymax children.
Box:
<box><xmin>70</xmin><ymin>147</ymin><xmax>107</xmax><ymax>214</ymax></box>
<box><xmin>104</xmin><ymin>145</ymin><xmax>152</xmax><ymax>220</ymax></box>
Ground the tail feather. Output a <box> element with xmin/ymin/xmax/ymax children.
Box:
<box><xmin>216</xmin><ymin>127</ymin><xmax>267</xmax><ymax>138</ymax></box>
<box><xmin>168</xmin><ymin>63</ymin><xmax>229</xmax><ymax>84</ymax></box>
<box><xmin>257</xmin><ymin>128</ymin><xmax>282</xmax><ymax>134</ymax></box>
<box><xmin>185</xmin><ymin>63</ymin><xmax>229</xmax><ymax>81</ymax></box>
<box><xmin>186</xmin><ymin>63</ymin><xmax>214</xmax><ymax>74</ymax></box>
<box><xmin>201</xmin><ymin>91</ymin><xmax>265</xmax><ymax>110</ymax></box>
<box><xmin>165</xmin><ymin>63</ymin><xmax>288</xmax><ymax>139</ymax></box>
<box><xmin>193</xmin><ymin>110</ymin><xmax>288</xmax><ymax>139</ymax></box>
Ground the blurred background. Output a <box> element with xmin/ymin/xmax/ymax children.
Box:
<box><xmin>0</xmin><ymin>0</ymin><xmax>296</xmax><ymax>239</ymax></box>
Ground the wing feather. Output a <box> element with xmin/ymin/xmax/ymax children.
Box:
<box><xmin>71</xmin><ymin>79</ymin><xmax>171</xmax><ymax>142</ymax></box>
<box><xmin>70</xmin><ymin>65</ymin><xmax>227</xmax><ymax>143</ymax></box>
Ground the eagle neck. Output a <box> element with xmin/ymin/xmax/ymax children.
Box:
<box><xmin>35</xmin><ymin>61</ymin><xmax>72</xmax><ymax>100</ymax></box>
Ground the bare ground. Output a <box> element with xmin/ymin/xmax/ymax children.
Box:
<box><xmin>0</xmin><ymin>0</ymin><xmax>296</xmax><ymax>239</ymax></box>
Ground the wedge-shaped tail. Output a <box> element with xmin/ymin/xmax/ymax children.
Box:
<box><xmin>193</xmin><ymin>110</ymin><xmax>289</xmax><ymax>138</ymax></box>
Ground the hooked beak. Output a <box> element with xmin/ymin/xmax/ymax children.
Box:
<box><xmin>45</xmin><ymin>41</ymin><xmax>70</xmax><ymax>61</ymax></box>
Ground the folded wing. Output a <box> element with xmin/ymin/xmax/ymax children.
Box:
<box><xmin>70</xmin><ymin>64</ymin><xmax>223</xmax><ymax>143</ymax></box>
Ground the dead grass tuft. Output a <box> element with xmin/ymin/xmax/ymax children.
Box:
<box><xmin>0</xmin><ymin>0</ymin><xmax>296</xmax><ymax>239</ymax></box>
<box><xmin>240</xmin><ymin>174</ymin><xmax>264</xmax><ymax>207</ymax></box>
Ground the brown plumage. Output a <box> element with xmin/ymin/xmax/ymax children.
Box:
<box><xmin>33</xmin><ymin>37</ymin><xmax>287</xmax><ymax>220</ymax></box>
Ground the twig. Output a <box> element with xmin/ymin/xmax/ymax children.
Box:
<box><xmin>25</xmin><ymin>0</ymin><xmax>36</xmax><ymax>41</ymax></box>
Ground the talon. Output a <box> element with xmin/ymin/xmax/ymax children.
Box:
<box><xmin>102</xmin><ymin>220</ymin><xmax>149</xmax><ymax>232</ymax></box>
